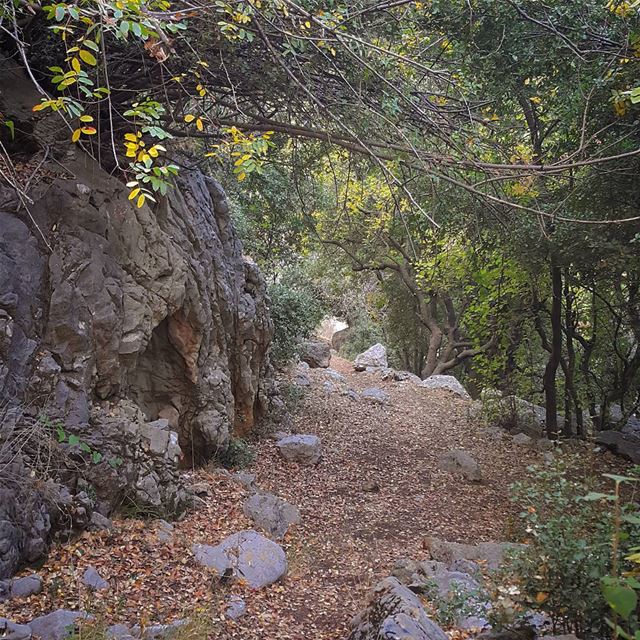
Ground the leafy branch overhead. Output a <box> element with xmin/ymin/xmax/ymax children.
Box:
<box><xmin>0</xmin><ymin>0</ymin><xmax>639</xmax><ymax>220</ymax></box>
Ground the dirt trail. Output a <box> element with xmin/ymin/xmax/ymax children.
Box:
<box><xmin>0</xmin><ymin>356</ymin><xmax>623</xmax><ymax>639</ymax></box>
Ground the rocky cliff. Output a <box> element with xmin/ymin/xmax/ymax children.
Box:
<box><xmin>0</xmin><ymin>72</ymin><xmax>279</xmax><ymax>576</ymax></box>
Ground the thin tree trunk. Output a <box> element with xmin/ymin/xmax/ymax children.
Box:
<box><xmin>544</xmin><ymin>262</ymin><xmax>563</xmax><ymax>439</ymax></box>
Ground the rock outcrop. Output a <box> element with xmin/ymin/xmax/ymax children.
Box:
<box><xmin>0</xmin><ymin>64</ymin><xmax>278</xmax><ymax>576</ymax></box>
<box><xmin>1</xmin><ymin>153</ymin><xmax>276</xmax><ymax>448</ymax></box>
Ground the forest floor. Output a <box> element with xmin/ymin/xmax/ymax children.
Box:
<box><xmin>0</xmin><ymin>355</ymin><xmax>628</xmax><ymax>639</ymax></box>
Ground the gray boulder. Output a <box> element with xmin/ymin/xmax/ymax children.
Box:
<box><xmin>28</xmin><ymin>610</ymin><xmax>88</xmax><ymax>640</ymax></box>
<box><xmin>361</xmin><ymin>388</ymin><xmax>389</xmax><ymax>405</ymax></box>
<box><xmin>192</xmin><ymin>530</ymin><xmax>287</xmax><ymax>589</ymax></box>
<box><xmin>87</xmin><ymin>512</ymin><xmax>113</xmax><ymax>532</ymax></box>
<box><xmin>348</xmin><ymin>577</ymin><xmax>448</xmax><ymax>640</ymax></box>
<box><xmin>299</xmin><ymin>340</ymin><xmax>331</xmax><ymax>368</ymax></box>
<box><xmin>437</xmin><ymin>450</ymin><xmax>482</xmax><ymax>482</ymax></box>
<box><xmin>324</xmin><ymin>369</ymin><xmax>346</xmax><ymax>384</ymax></box>
<box><xmin>242</xmin><ymin>492</ymin><xmax>301</xmax><ymax>540</ymax></box>
<box><xmin>0</xmin><ymin>618</ymin><xmax>31</xmax><ymax>640</ymax></box>
<box><xmin>225</xmin><ymin>595</ymin><xmax>247</xmax><ymax>620</ymax></box>
<box><xmin>420</xmin><ymin>375</ymin><xmax>470</xmax><ymax>400</ymax></box>
<box><xmin>597</xmin><ymin>430</ymin><xmax>640</xmax><ymax>464</ymax></box>
<box><xmin>512</xmin><ymin>433</ymin><xmax>533</xmax><ymax>447</ymax></box>
<box><xmin>10</xmin><ymin>575</ymin><xmax>42</xmax><ymax>599</ymax></box>
<box><xmin>354</xmin><ymin>344</ymin><xmax>388</xmax><ymax>371</ymax></box>
<box><xmin>83</xmin><ymin>566</ymin><xmax>108</xmax><ymax>591</ymax></box>
<box><xmin>276</xmin><ymin>435</ymin><xmax>321</xmax><ymax>466</ymax></box>
<box><xmin>425</xmin><ymin>537</ymin><xmax>525</xmax><ymax>571</ymax></box>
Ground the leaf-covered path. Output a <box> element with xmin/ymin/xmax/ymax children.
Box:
<box><xmin>0</xmin><ymin>356</ymin><xmax>622</xmax><ymax>639</ymax></box>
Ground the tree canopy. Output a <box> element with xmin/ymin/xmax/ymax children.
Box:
<box><xmin>1</xmin><ymin>0</ymin><xmax>640</xmax><ymax>438</ymax></box>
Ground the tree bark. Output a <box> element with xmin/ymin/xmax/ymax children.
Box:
<box><xmin>544</xmin><ymin>262</ymin><xmax>563</xmax><ymax>439</ymax></box>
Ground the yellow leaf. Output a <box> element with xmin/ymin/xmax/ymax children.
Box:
<box><xmin>148</xmin><ymin>146</ymin><xmax>159</xmax><ymax>158</ymax></box>
<box><xmin>79</xmin><ymin>115</ymin><xmax>93</xmax><ymax>123</ymax></box>
<box><xmin>128</xmin><ymin>188</ymin><xmax>140</xmax><ymax>201</ymax></box>
<box><xmin>79</xmin><ymin>50</ymin><xmax>97</xmax><ymax>66</ymax></box>
<box><xmin>137</xmin><ymin>194</ymin><xmax>145</xmax><ymax>208</ymax></box>
<box><xmin>237</xmin><ymin>171</ymin><xmax>246</xmax><ymax>181</ymax></box>
<box><xmin>71</xmin><ymin>58</ymin><xmax>81</xmax><ymax>73</ymax></box>
<box><xmin>124</xmin><ymin>133</ymin><xmax>138</xmax><ymax>142</ymax></box>
<box><xmin>305</xmin><ymin>20</ymin><xmax>311</xmax><ymax>28</ymax></box>
<box><xmin>196</xmin><ymin>118</ymin><xmax>204</xmax><ymax>131</ymax></box>
<box><xmin>81</xmin><ymin>127</ymin><xmax>97</xmax><ymax>135</ymax></box>
<box><xmin>184</xmin><ymin>114</ymin><xmax>195</xmax><ymax>123</ymax></box>
<box><xmin>72</xmin><ymin>128</ymin><xmax>81</xmax><ymax>143</ymax></box>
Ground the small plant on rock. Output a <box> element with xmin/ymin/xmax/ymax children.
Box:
<box><xmin>423</xmin><ymin>579</ymin><xmax>489</xmax><ymax>628</ymax></box>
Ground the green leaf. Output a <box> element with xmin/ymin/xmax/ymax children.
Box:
<box><xmin>603</xmin><ymin>473</ymin><xmax>637</xmax><ymax>484</ymax></box>
<box><xmin>582</xmin><ymin>492</ymin><xmax>615</xmax><ymax>501</ymax></box>
<box><xmin>68</xmin><ymin>434</ymin><xmax>80</xmax><ymax>446</ymax></box>
<box><xmin>603</xmin><ymin>581</ymin><xmax>638</xmax><ymax>620</ymax></box>
<box><xmin>91</xmin><ymin>451</ymin><xmax>103</xmax><ymax>464</ymax></box>
<box><xmin>3</xmin><ymin>120</ymin><xmax>14</xmax><ymax>140</ymax></box>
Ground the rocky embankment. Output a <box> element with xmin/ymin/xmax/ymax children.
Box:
<box><xmin>0</xmin><ymin>61</ymin><xmax>282</xmax><ymax>580</ymax></box>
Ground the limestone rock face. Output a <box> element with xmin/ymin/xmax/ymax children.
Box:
<box><xmin>1</xmin><ymin>151</ymin><xmax>275</xmax><ymax>452</ymax></box>
<box><xmin>0</xmin><ymin>142</ymin><xmax>277</xmax><ymax>574</ymax></box>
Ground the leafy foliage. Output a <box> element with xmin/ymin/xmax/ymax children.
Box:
<box><xmin>492</xmin><ymin>461</ymin><xmax>640</xmax><ymax>638</ymax></box>
<box><xmin>268</xmin><ymin>277</ymin><xmax>325</xmax><ymax>365</ymax></box>
<box><xmin>217</xmin><ymin>437</ymin><xmax>256</xmax><ymax>469</ymax></box>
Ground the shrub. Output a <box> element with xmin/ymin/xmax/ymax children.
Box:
<box><xmin>268</xmin><ymin>281</ymin><xmax>324</xmax><ymax>365</ymax></box>
<box><xmin>218</xmin><ymin>438</ymin><xmax>255</xmax><ymax>469</ymax></box>
<box><xmin>281</xmin><ymin>382</ymin><xmax>306</xmax><ymax>416</ymax></box>
<box><xmin>491</xmin><ymin>459</ymin><xmax>628</xmax><ymax>639</ymax></box>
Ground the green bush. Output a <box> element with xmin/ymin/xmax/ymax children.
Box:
<box><xmin>218</xmin><ymin>438</ymin><xmax>255</xmax><ymax>469</ymax></box>
<box><xmin>268</xmin><ymin>281</ymin><xmax>324</xmax><ymax>365</ymax></box>
<box><xmin>491</xmin><ymin>460</ymin><xmax>622</xmax><ymax>638</ymax></box>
